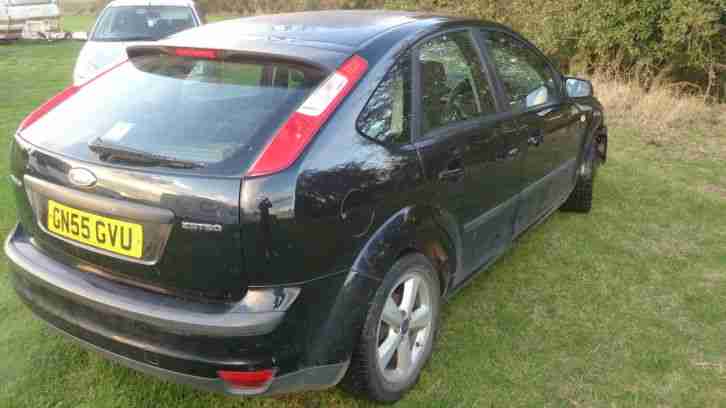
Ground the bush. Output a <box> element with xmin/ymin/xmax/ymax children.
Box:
<box><xmin>591</xmin><ymin>67</ymin><xmax>724</xmax><ymax>140</ymax></box>
<box><xmin>385</xmin><ymin>0</ymin><xmax>726</xmax><ymax>99</ymax></box>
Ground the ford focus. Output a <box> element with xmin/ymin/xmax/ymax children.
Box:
<box><xmin>7</xmin><ymin>11</ymin><xmax>607</xmax><ymax>402</ymax></box>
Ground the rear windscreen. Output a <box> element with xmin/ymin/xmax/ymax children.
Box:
<box><xmin>22</xmin><ymin>54</ymin><xmax>325</xmax><ymax>165</ymax></box>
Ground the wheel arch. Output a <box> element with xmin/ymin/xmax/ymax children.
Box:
<box><xmin>351</xmin><ymin>205</ymin><xmax>462</xmax><ymax>297</ymax></box>
<box><xmin>574</xmin><ymin>100</ymin><xmax>606</xmax><ymax>177</ymax></box>
<box><xmin>301</xmin><ymin>205</ymin><xmax>461</xmax><ymax>369</ymax></box>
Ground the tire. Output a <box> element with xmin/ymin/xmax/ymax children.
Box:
<box><xmin>341</xmin><ymin>253</ymin><xmax>441</xmax><ymax>403</ymax></box>
<box><xmin>561</xmin><ymin>153</ymin><xmax>595</xmax><ymax>213</ymax></box>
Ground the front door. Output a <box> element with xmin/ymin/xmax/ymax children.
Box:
<box><xmin>481</xmin><ymin>30</ymin><xmax>582</xmax><ymax>236</ymax></box>
<box><xmin>411</xmin><ymin>29</ymin><xmax>526</xmax><ymax>283</ymax></box>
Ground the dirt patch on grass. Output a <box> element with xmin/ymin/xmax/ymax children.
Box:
<box><xmin>701</xmin><ymin>272</ymin><xmax>725</xmax><ymax>290</ymax></box>
<box><xmin>692</xmin><ymin>360</ymin><xmax>726</xmax><ymax>379</ymax></box>
<box><xmin>703</xmin><ymin>184</ymin><xmax>726</xmax><ymax>200</ymax></box>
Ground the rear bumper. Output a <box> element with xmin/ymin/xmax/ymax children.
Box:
<box><xmin>5</xmin><ymin>223</ymin><xmax>349</xmax><ymax>396</ymax></box>
<box><xmin>46</xmin><ymin>324</ymin><xmax>348</xmax><ymax>396</ymax></box>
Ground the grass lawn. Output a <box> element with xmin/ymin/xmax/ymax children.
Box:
<box><xmin>1</xmin><ymin>16</ymin><xmax>726</xmax><ymax>408</ymax></box>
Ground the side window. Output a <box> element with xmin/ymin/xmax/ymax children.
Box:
<box><xmin>357</xmin><ymin>52</ymin><xmax>411</xmax><ymax>144</ymax></box>
<box><xmin>483</xmin><ymin>31</ymin><xmax>559</xmax><ymax>111</ymax></box>
<box><xmin>418</xmin><ymin>31</ymin><xmax>496</xmax><ymax>136</ymax></box>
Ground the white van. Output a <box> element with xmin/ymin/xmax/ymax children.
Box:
<box><xmin>0</xmin><ymin>0</ymin><xmax>60</xmax><ymax>40</ymax></box>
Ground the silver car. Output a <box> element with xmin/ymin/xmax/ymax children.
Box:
<box><xmin>73</xmin><ymin>0</ymin><xmax>202</xmax><ymax>84</ymax></box>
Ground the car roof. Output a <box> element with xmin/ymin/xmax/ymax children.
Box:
<box><xmin>143</xmin><ymin>10</ymin><xmax>493</xmax><ymax>71</ymax></box>
<box><xmin>107</xmin><ymin>0</ymin><xmax>195</xmax><ymax>8</ymax></box>
<box><xmin>169</xmin><ymin>10</ymin><xmax>462</xmax><ymax>50</ymax></box>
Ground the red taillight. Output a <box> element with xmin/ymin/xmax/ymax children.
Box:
<box><xmin>173</xmin><ymin>47</ymin><xmax>218</xmax><ymax>59</ymax></box>
<box><xmin>18</xmin><ymin>59</ymin><xmax>128</xmax><ymax>132</ymax></box>
<box><xmin>246</xmin><ymin>54</ymin><xmax>369</xmax><ymax>177</ymax></box>
<box><xmin>217</xmin><ymin>369</ymin><xmax>275</xmax><ymax>390</ymax></box>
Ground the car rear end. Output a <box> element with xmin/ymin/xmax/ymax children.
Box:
<box><xmin>6</xmin><ymin>41</ymin><xmax>371</xmax><ymax>394</ymax></box>
<box><xmin>0</xmin><ymin>0</ymin><xmax>59</xmax><ymax>40</ymax></box>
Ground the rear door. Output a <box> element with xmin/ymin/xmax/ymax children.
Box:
<box><xmin>412</xmin><ymin>29</ymin><xmax>526</xmax><ymax>282</ymax></box>
<box><xmin>481</xmin><ymin>30</ymin><xmax>582</xmax><ymax>236</ymax></box>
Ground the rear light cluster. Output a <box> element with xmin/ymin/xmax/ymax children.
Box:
<box><xmin>18</xmin><ymin>59</ymin><xmax>128</xmax><ymax>132</ymax></box>
<box><xmin>217</xmin><ymin>369</ymin><xmax>275</xmax><ymax>392</ymax></box>
<box><xmin>246</xmin><ymin>54</ymin><xmax>369</xmax><ymax>177</ymax></box>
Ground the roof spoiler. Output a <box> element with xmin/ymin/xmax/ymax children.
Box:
<box><xmin>126</xmin><ymin>42</ymin><xmax>347</xmax><ymax>72</ymax></box>
<box><xmin>127</xmin><ymin>45</ymin><xmax>218</xmax><ymax>60</ymax></box>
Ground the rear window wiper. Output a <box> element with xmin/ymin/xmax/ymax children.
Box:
<box><xmin>88</xmin><ymin>138</ymin><xmax>206</xmax><ymax>169</ymax></box>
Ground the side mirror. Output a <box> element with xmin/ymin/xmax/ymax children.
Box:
<box><xmin>72</xmin><ymin>31</ymin><xmax>88</xmax><ymax>41</ymax></box>
<box><xmin>565</xmin><ymin>77</ymin><xmax>593</xmax><ymax>98</ymax></box>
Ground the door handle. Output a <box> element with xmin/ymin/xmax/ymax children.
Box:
<box><xmin>527</xmin><ymin>129</ymin><xmax>544</xmax><ymax>146</ymax></box>
<box><xmin>496</xmin><ymin>147</ymin><xmax>520</xmax><ymax>161</ymax></box>
<box><xmin>438</xmin><ymin>167</ymin><xmax>465</xmax><ymax>181</ymax></box>
<box><xmin>449</xmin><ymin>146</ymin><xmax>464</xmax><ymax>159</ymax></box>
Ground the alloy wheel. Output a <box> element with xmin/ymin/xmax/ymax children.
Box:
<box><xmin>376</xmin><ymin>272</ymin><xmax>434</xmax><ymax>384</ymax></box>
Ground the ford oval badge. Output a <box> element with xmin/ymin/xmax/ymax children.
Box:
<box><xmin>68</xmin><ymin>168</ymin><xmax>97</xmax><ymax>188</ymax></box>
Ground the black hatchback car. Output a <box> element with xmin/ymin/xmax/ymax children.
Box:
<box><xmin>6</xmin><ymin>10</ymin><xmax>607</xmax><ymax>402</ymax></box>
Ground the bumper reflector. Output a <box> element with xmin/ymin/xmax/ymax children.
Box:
<box><xmin>218</xmin><ymin>369</ymin><xmax>275</xmax><ymax>390</ymax></box>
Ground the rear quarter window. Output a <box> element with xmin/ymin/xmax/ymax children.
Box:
<box><xmin>357</xmin><ymin>52</ymin><xmax>412</xmax><ymax>145</ymax></box>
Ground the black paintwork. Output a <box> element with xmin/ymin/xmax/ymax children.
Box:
<box><xmin>7</xmin><ymin>10</ymin><xmax>605</xmax><ymax>394</ymax></box>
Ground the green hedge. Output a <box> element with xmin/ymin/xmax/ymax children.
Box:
<box><xmin>385</xmin><ymin>0</ymin><xmax>725</xmax><ymax>97</ymax></box>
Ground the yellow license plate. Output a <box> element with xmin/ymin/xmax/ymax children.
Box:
<box><xmin>47</xmin><ymin>200</ymin><xmax>143</xmax><ymax>259</ymax></box>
